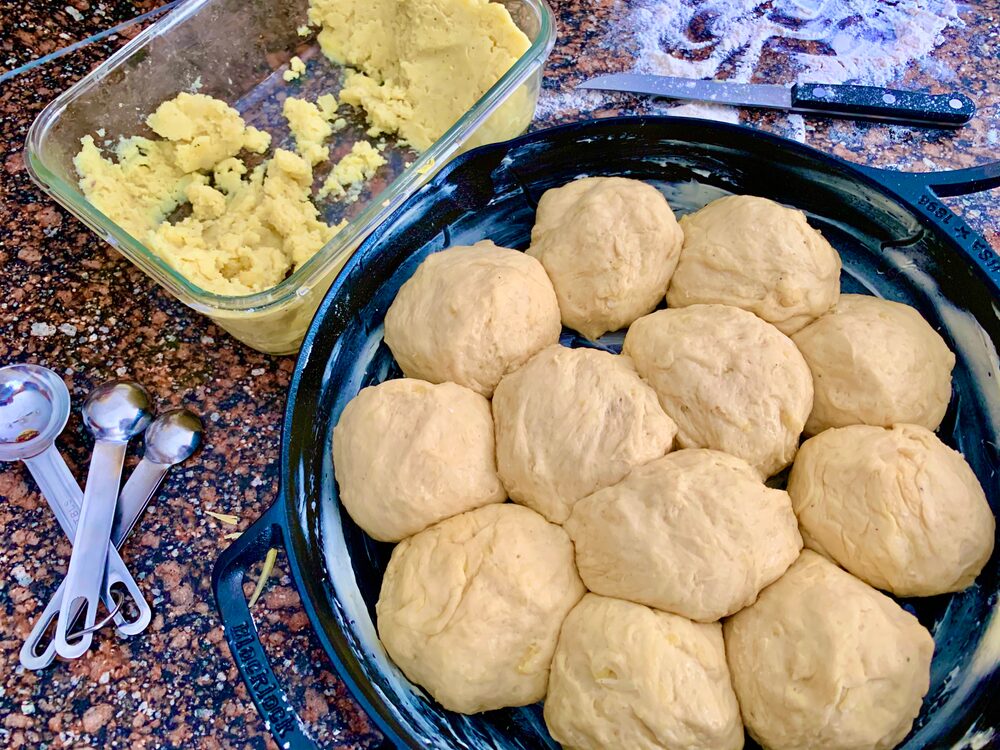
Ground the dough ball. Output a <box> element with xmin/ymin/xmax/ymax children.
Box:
<box><xmin>566</xmin><ymin>449</ymin><xmax>802</xmax><ymax>622</ymax></box>
<box><xmin>667</xmin><ymin>195</ymin><xmax>841</xmax><ymax>334</ymax></box>
<box><xmin>377</xmin><ymin>503</ymin><xmax>584</xmax><ymax>714</ymax></box>
<box><xmin>527</xmin><ymin>177</ymin><xmax>684</xmax><ymax>340</ymax></box>
<box><xmin>788</xmin><ymin>423</ymin><xmax>995</xmax><ymax>597</ymax></box>
<box><xmin>384</xmin><ymin>241</ymin><xmax>561</xmax><ymax>397</ymax></box>
<box><xmin>544</xmin><ymin>594</ymin><xmax>744</xmax><ymax>750</ymax></box>
<box><xmin>623</xmin><ymin>304</ymin><xmax>813</xmax><ymax>477</ymax></box>
<box><xmin>724</xmin><ymin>550</ymin><xmax>934</xmax><ymax>750</ymax></box>
<box><xmin>332</xmin><ymin>378</ymin><xmax>505</xmax><ymax>542</ymax></box>
<box><xmin>493</xmin><ymin>345</ymin><xmax>677</xmax><ymax>523</ymax></box>
<box><xmin>792</xmin><ymin>294</ymin><xmax>955</xmax><ymax>434</ymax></box>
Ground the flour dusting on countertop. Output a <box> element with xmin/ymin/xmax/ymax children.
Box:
<box><xmin>631</xmin><ymin>0</ymin><xmax>960</xmax><ymax>85</ymax></box>
<box><xmin>630</xmin><ymin>0</ymin><xmax>961</xmax><ymax>133</ymax></box>
<box><xmin>536</xmin><ymin>0</ymin><xmax>964</xmax><ymax>138</ymax></box>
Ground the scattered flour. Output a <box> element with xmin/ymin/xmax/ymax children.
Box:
<box><xmin>532</xmin><ymin>89</ymin><xmax>608</xmax><ymax>121</ymax></box>
<box><xmin>613</xmin><ymin>0</ymin><xmax>961</xmax><ymax>137</ymax></box>
<box><xmin>955</xmin><ymin>726</ymin><xmax>996</xmax><ymax>750</ymax></box>
<box><xmin>630</xmin><ymin>0</ymin><xmax>959</xmax><ymax>84</ymax></box>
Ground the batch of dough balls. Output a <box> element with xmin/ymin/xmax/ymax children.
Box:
<box><xmin>332</xmin><ymin>176</ymin><xmax>996</xmax><ymax>750</ymax></box>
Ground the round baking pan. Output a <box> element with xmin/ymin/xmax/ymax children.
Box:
<box><xmin>213</xmin><ymin>117</ymin><xmax>1000</xmax><ymax>750</ymax></box>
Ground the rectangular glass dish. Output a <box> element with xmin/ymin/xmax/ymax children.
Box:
<box><xmin>25</xmin><ymin>0</ymin><xmax>555</xmax><ymax>354</ymax></box>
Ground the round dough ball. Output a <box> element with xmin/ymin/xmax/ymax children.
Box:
<box><xmin>792</xmin><ymin>294</ymin><xmax>955</xmax><ymax>435</ymax></box>
<box><xmin>566</xmin><ymin>449</ymin><xmax>802</xmax><ymax>622</ymax></box>
<box><xmin>544</xmin><ymin>594</ymin><xmax>744</xmax><ymax>750</ymax></box>
<box><xmin>667</xmin><ymin>195</ymin><xmax>841</xmax><ymax>335</ymax></box>
<box><xmin>724</xmin><ymin>550</ymin><xmax>934</xmax><ymax>750</ymax></box>
<box><xmin>623</xmin><ymin>304</ymin><xmax>813</xmax><ymax>477</ymax></box>
<box><xmin>493</xmin><ymin>345</ymin><xmax>677</xmax><ymax>523</ymax></box>
<box><xmin>377</xmin><ymin>503</ymin><xmax>584</xmax><ymax>714</ymax></box>
<box><xmin>527</xmin><ymin>177</ymin><xmax>684</xmax><ymax>340</ymax></box>
<box><xmin>384</xmin><ymin>241</ymin><xmax>561</xmax><ymax>397</ymax></box>
<box><xmin>332</xmin><ymin>378</ymin><xmax>505</xmax><ymax>542</ymax></box>
<box><xmin>788</xmin><ymin>423</ymin><xmax>995</xmax><ymax>597</ymax></box>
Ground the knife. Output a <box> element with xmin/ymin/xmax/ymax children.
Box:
<box><xmin>578</xmin><ymin>74</ymin><xmax>976</xmax><ymax>128</ymax></box>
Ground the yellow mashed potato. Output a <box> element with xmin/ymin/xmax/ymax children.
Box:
<box><xmin>75</xmin><ymin>92</ymin><xmax>343</xmax><ymax>296</ymax></box>
<box><xmin>283</xmin><ymin>55</ymin><xmax>307</xmax><ymax>82</ymax></box>
<box><xmin>283</xmin><ymin>95</ymin><xmax>336</xmax><ymax>165</ymax></box>
<box><xmin>319</xmin><ymin>141</ymin><xmax>387</xmax><ymax>199</ymax></box>
<box><xmin>307</xmin><ymin>0</ymin><xmax>531</xmax><ymax>151</ymax></box>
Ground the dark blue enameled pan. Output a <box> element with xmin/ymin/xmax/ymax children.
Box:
<box><xmin>213</xmin><ymin>117</ymin><xmax>1000</xmax><ymax>750</ymax></box>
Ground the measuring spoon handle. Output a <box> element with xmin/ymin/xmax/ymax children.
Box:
<box><xmin>22</xmin><ymin>446</ymin><xmax>81</xmax><ymax>535</ymax></box>
<box><xmin>20</xmin><ymin>456</ymin><xmax>164</xmax><ymax>671</ymax></box>
<box><xmin>22</xmin><ymin>446</ymin><xmax>129</xmax><ymax>623</ymax></box>
<box><xmin>54</xmin><ymin>441</ymin><xmax>127</xmax><ymax>659</ymax></box>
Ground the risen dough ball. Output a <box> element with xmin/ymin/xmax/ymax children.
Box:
<box><xmin>492</xmin><ymin>345</ymin><xmax>677</xmax><ymax>523</ymax></box>
<box><xmin>623</xmin><ymin>305</ymin><xmax>813</xmax><ymax>477</ymax></box>
<box><xmin>527</xmin><ymin>177</ymin><xmax>684</xmax><ymax>340</ymax></box>
<box><xmin>377</xmin><ymin>504</ymin><xmax>584</xmax><ymax>714</ymax></box>
<box><xmin>544</xmin><ymin>594</ymin><xmax>744</xmax><ymax>750</ymax></box>
<box><xmin>724</xmin><ymin>551</ymin><xmax>934</xmax><ymax>750</ymax></box>
<box><xmin>566</xmin><ymin>449</ymin><xmax>802</xmax><ymax>622</ymax></box>
<box><xmin>332</xmin><ymin>378</ymin><xmax>505</xmax><ymax>542</ymax></box>
<box><xmin>792</xmin><ymin>294</ymin><xmax>955</xmax><ymax>434</ymax></box>
<box><xmin>667</xmin><ymin>195</ymin><xmax>841</xmax><ymax>334</ymax></box>
<box><xmin>788</xmin><ymin>423</ymin><xmax>995</xmax><ymax>597</ymax></box>
<box><xmin>384</xmin><ymin>241</ymin><xmax>561</xmax><ymax>397</ymax></box>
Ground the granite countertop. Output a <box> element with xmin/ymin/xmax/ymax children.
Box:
<box><xmin>1</xmin><ymin>1</ymin><xmax>997</xmax><ymax>748</ymax></box>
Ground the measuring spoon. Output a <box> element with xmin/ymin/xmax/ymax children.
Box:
<box><xmin>21</xmin><ymin>408</ymin><xmax>203</xmax><ymax>670</ymax></box>
<box><xmin>0</xmin><ymin>366</ymin><xmax>150</xmax><ymax>639</ymax></box>
<box><xmin>55</xmin><ymin>381</ymin><xmax>153</xmax><ymax>659</ymax></box>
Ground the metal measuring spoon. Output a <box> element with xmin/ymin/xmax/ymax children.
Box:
<box><xmin>0</xmin><ymin>366</ymin><xmax>151</xmax><ymax>643</ymax></box>
<box><xmin>55</xmin><ymin>381</ymin><xmax>153</xmax><ymax>659</ymax></box>
<box><xmin>20</xmin><ymin>408</ymin><xmax>203</xmax><ymax>670</ymax></box>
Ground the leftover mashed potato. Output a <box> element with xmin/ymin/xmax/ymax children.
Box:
<box><xmin>307</xmin><ymin>0</ymin><xmax>531</xmax><ymax>151</ymax></box>
<box><xmin>319</xmin><ymin>141</ymin><xmax>386</xmax><ymax>199</ymax></box>
<box><xmin>75</xmin><ymin>92</ymin><xmax>343</xmax><ymax>296</ymax></box>
<box><xmin>283</xmin><ymin>95</ymin><xmax>336</xmax><ymax>165</ymax></box>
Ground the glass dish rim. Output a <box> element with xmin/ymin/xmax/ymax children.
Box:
<box><xmin>23</xmin><ymin>0</ymin><xmax>556</xmax><ymax>314</ymax></box>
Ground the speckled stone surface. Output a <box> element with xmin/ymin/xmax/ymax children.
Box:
<box><xmin>0</xmin><ymin>1</ymin><xmax>997</xmax><ymax>748</ymax></box>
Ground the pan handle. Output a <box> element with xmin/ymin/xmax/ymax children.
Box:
<box><xmin>858</xmin><ymin>161</ymin><xmax>1000</xmax><ymax>284</ymax></box>
<box><xmin>212</xmin><ymin>499</ymin><xmax>317</xmax><ymax>749</ymax></box>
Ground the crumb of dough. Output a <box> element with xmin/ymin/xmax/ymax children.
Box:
<box><xmin>283</xmin><ymin>97</ymin><xmax>332</xmax><ymax>165</ymax></box>
<box><xmin>283</xmin><ymin>55</ymin><xmax>306</xmax><ymax>82</ymax></box>
<box><xmin>75</xmin><ymin>93</ymin><xmax>344</xmax><ymax>296</ymax></box>
<box><xmin>331</xmin><ymin>117</ymin><xmax>347</xmax><ymax>132</ymax></box>
<box><xmin>318</xmin><ymin>141</ymin><xmax>386</xmax><ymax>199</ymax></box>
<box><xmin>307</xmin><ymin>0</ymin><xmax>530</xmax><ymax>151</ymax></box>
<box><xmin>316</xmin><ymin>93</ymin><xmax>338</xmax><ymax>119</ymax></box>
<box><xmin>297</xmin><ymin>24</ymin><xmax>311</xmax><ymax>36</ymax></box>
<box><xmin>416</xmin><ymin>157</ymin><xmax>435</xmax><ymax>175</ymax></box>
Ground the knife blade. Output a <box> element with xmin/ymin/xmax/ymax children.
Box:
<box><xmin>578</xmin><ymin>74</ymin><xmax>975</xmax><ymax>128</ymax></box>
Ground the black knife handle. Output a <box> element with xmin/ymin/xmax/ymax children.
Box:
<box><xmin>791</xmin><ymin>83</ymin><xmax>975</xmax><ymax>127</ymax></box>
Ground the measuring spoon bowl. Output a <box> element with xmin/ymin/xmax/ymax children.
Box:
<box><xmin>0</xmin><ymin>364</ymin><xmax>70</xmax><ymax>461</ymax></box>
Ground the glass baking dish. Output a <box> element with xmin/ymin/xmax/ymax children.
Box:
<box><xmin>25</xmin><ymin>0</ymin><xmax>555</xmax><ymax>354</ymax></box>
